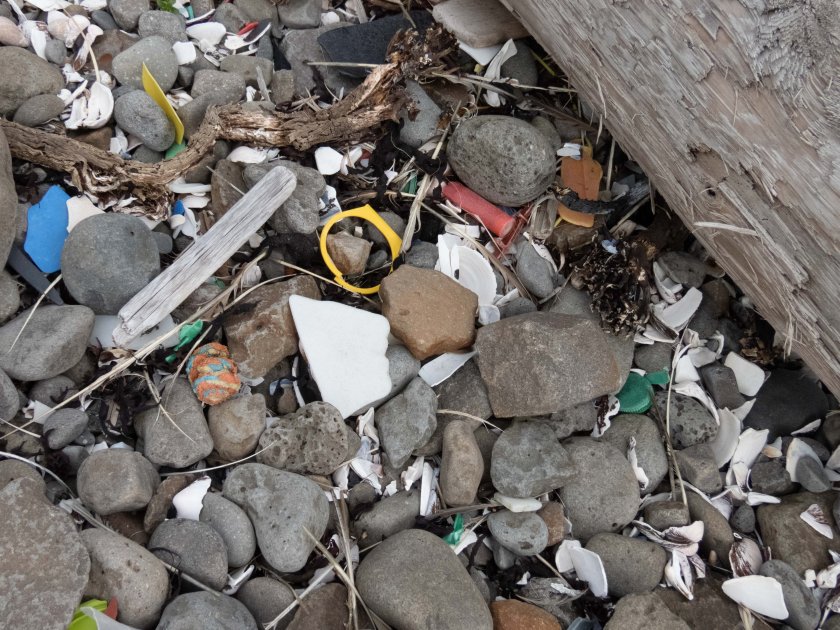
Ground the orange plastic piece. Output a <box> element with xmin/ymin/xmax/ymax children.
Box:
<box><xmin>557</xmin><ymin>203</ymin><xmax>595</xmax><ymax>228</ymax></box>
<box><xmin>560</xmin><ymin>145</ymin><xmax>602</xmax><ymax>201</ymax></box>
<box><xmin>442</xmin><ymin>182</ymin><xmax>517</xmax><ymax>238</ymax></box>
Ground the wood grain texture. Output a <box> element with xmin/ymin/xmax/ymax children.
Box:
<box><xmin>502</xmin><ymin>0</ymin><xmax>840</xmax><ymax>397</ymax></box>
<box><xmin>113</xmin><ymin>166</ymin><xmax>296</xmax><ymax>346</ymax></box>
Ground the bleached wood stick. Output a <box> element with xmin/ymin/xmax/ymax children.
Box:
<box><xmin>113</xmin><ymin>166</ymin><xmax>297</xmax><ymax>347</ymax></box>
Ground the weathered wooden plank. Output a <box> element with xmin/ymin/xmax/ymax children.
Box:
<box><xmin>502</xmin><ymin>0</ymin><xmax>840</xmax><ymax>397</ymax></box>
<box><xmin>113</xmin><ymin>166</ymin><xmax>297</xmax><ymax>346</ymax></box>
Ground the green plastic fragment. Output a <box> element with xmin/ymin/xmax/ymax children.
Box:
<box><xmin>646</xmin><ymin>370</ymin><xmax>670</xmax><ymax>386</ymax></box>
<box><xmin>165</xmin><ymin>141</ymin><xmax>187</xmax><ymax>159</ymax></box>
<box><xmin>616</xmin><ymin>371</ymin><xmax>655</xmax><ymax>414</ymax></box>
<box><xmin>67</xmin><ymin>599</ymin><xmax>108</xmax><ymax>630</ymax></box>
<box><xmin>442</xmin><ymin>513</ymin><xmax>464</xmax><ymax>545</ymax></box>
<box><xmin>402</xmin><ymin>174</ymin><xmax>417</xmax><ymax>195</ymax></box>
<box><xmin>165</xmin><ymin>320</ymin><xmax>204</xmax><ymax>363</ymax></box>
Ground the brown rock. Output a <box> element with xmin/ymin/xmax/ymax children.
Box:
<box><xmin>605</xmin><ymin>593</ymin><xmax>690</xmax><ymax>630</ymax></box>
<box><xmin>326</xmin><ymin>232</ymin><xmax>371</xmax><ymax>276</ymax></box>
<box><xmin>287</xmin><ymin>583</ymin><xmax>348</xmax><ymax>630</ymax></box>
<box><xmin>92</xmin><ymin>29</ymin><xmax>138</xmax><ymax>74</ymax></box>
<box><xmin>210</xmin><ymin>159</ymin><xmax>246</xmax><ymax>217</ymax></box>
<box><xmin>537</xmin><ymin>502</ymin><xmax>566</xmax><ymax>546</ymax></box>
<box><xmin>489</xmin><ymin>600</ymin><xmax>561</xmax><ymax>630</ymax></box>
<box><xmin>71</xmin><ymin>126</ymin><xmax>113</xmax><ymax>151</ymax></box>
<box><xmin>208</xmin><ymin>393</ymin><xmax>266</xmax><ymax>460</ymax></box>
<box><xmin>380</xmin><ymin>265</ymin><xmax>477</xmax><ymax>360</ymax></box>
<box><xmin>440</xmin><ymin>420</ymin><xmax>483</xmax><ymax>506</ymax></box>
<box><xmin>224</xmin><ymin>275</ymin><xmax>321</xmax><ymax>378</ymax></box>
<box><xmin>102</xmin><ymin>511</ymin><xmax>149</xmax><ymax>545</ymax></box>
<box><xmin>756</xmin><ymin>491</ymin><xmax>840</xmax><ymax>573</ymax></box>
<box><xmin>143</xmin><ymin>474</ymin><xmax>198</xmax><ymax>533</ymax></box>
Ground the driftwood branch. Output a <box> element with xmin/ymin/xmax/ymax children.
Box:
<box><xmin>0</xmin><ymin>62</ymin><xmax>405</xmax><ymax>220</ymax></box>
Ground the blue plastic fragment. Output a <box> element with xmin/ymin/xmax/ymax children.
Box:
<box><xmin>172</xmin><ymin>200</ymin><xmax>186</xmax><ymax>216</ymax></box>
<box><xmin>23</xmin><ymin>185</ymin><xmax>71</xmax><ymax>273</ymax></box>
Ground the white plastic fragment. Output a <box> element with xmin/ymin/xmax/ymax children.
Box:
<box><xmin>801</xmin><ymin>503</ymin><xmax>833</xmax><ymax>539</ymax></box>
<box><xmin>785</xmin><ymin>438</ymin><xmax>822</xmax><ymax>483</ymax></box>
<box><xmin>419</xmin><ymin>461</ymin><xmax>436</xmax><ymax>517</ymax></box>
<box><xmin>314</xmin><ymin>146</ymin><xmax>343</xmax><ymax>175</ymax></box>
<box><xmin>77</xmin><ymin>607</ymin><xmax>137</xmax><ymax>630</ymax></box>
<box><xmin>792</xmin><ymin>419</ymin><xmax>822</xmax><ymax>435</ymax></box>
<box><xmin>458</xmin><ymin>41</ymin><xmax>502</xmax><ymax>66</ymax></box>
<box><xmin>653</xmin><ymin>260</ymin><xmax>683</xmax><ymax>304</ymax></box>
<box><xmin>223</xmin><ymin>564</ymin><xmax>254</xmax><ymax>595</ymax></box>
<box><xmin>556</xmin><ymin>142</ymin><xmax>581</xmax><ymax>158</ymax></box>
<box><xmin>731</xmin><ymin>398</ymin><xmax>755</xmax><ymax>422</ymax></box>
<box><xmin>687</xmin><ymin>345</ymin><xmax>717</xmax><ymax>368</ymax></box>
<box><xmin>172</xmin><ymin>40</ymin><xmax>197</xmax><ymax>64</ymax></box>
<box><xmin>723</xmin><ymin>352</ymin><xmax>766</xmax><ymax>396</ymax></box>
<box><xmin>493</xmin><ymin>494</ymin><xmax>542</xmax><ymax>513</ymax></box>
<box><xmin>168</xmin><ymin>178</ymin><xmax>211</xmax><ymax>194</ymax></box>
<box><xmin>721</xmin><ymin>575</ymin><xmax>789</xmax><ymax>619</ymax></box>
<box><xmin>418</xmin><ymin>350</ymin><xmax>476</xmax><ymax>387</ymax></box>
<box><xmin>653</xmin><ymin>287</ymin><xmax>703</xmax><ymax>331</ymax></box>
<box><xmin>289</xmin><ymin>296</ymin><xmax>391</xmax><ymax>419</ymax></box>
<box><xmin>172</xmin><ymin>476</ymin><xmax>211</xmax><ymax>520</ymax></box>
<box><xmin>627</xmin><ymin>436</ymin><xmax>649</xmax><ymax>491</ymax></box>
<box><xmin>708</xmin><ymin>408</ymin><xmax>741</xmax><ymax>467</ymax></box>
<box><xmin>66</xmin><ymin>195</ymin><xmax>104</xmax><ymax>232</ymax></box>
<box><xmin>674</xmin><ymin>354</ymin><xmax>700</xmax><ymax>383</ymax></box>
<box><xmin>568</xmin><ymin>546</ymin><xmax>608</xmax><ymax>598</ymax></box>
<box><xmin>226</xmin><ymin>146</ymin><xmax>269</xmax><ymax>164</ymax></box>
<box><xmin>186</xmin><ymin>21</ymin><xmax>226</xmax><ymax>46</ymax></box>
<box><xmin>554</xmin><ymin>539</ymin><xmax>581</xmax><ymax>573</ymax></box>
<box><xmin>726</xmin><ymin>428</ymin><xmax>768</xmax><ymax>488</ymax></box>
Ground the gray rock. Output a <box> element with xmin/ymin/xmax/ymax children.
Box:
<box><xmin>686</xmin><ymin>491</ymin><xmax>733</xmax><ymax>568</ymax></box>
<box><xmin>257</xmin><ymin>401</ymin><xmax>349</xmax><ymax>474</ymax></box>
<box><xmin>405</xmin><ymin>240</ymin><xmax>440</xmax><ymax>269</ymax></box>
<box><xmin>531</xmin><ymin>116</ymin><xmax>563</xmax><ymax>153</ymax></box>
<box><xmin>490</xmin><ymin>537</ymin><xmax>517</xmax><ymax>569</ymax></box>
<box><xmin>0</xmin><ymin>129</ymin><xmax>15</xmax><ymax>267</ymax></box>
<box><xmin>12</xmin><ymin>94</ymin><xmax>64</xmax><ymax>127</ymax></box>
<box><xmin>699</xmin><ymin>363</ymin><xmax>745</xmax><ymax>410</ymax></box>
<box><xmin>0</xmin><ymin>478</ymin><xmax>90</xmax><ymax>630</ymax></box>
<box><xmin>113</xmin><ymin>36</ymin><xmax>179</xmax><ymax>91</ymax></box>
<box><xmin>759</xmin><ymin>559</ymin><xmax>820</xmax><ymax>630</ymax></box>
<box><xmin>133</xmin><ymin>146</ymin><xmax>163</xmax><ymax>163</ymax></box>
<box><xmin>476</xmin><ymin>312</ymin><xmax>621</xmax><ymax>417</ymax></box>
<box><xmin>795</xmin><ymin>456</ymin><xmax>831</xmax><ymax>493</ymax></box>
<box><xmin>191</xmin><ymin>69</ymin><xmax>246</xmax><ymax>100</ymax></box>
<box><xmin>236</xmin><ymin>577</ymin><xmax>295</xmax><ymax>628</ymax></box>
<box><xmin>731</xmin><ymin>504</ymin><xmax>755</xmax><ymax>533</ymax></box>
<box><xmin>440</xmin><ymin>420</ymin><xmax>484</xmax><ymax>506</ymax></box>
<box><xmin>62</xmin><ymin>351</ymin><xmax>97</xmax><ymax>387</ymax></box>
<box><xmin>138</xmin><ymin>10</ymin><xmax>187</xmax><ymax>42</ymax></box>
<box><xmin>560</xmin><ymin>437</ymin><xmax>640</xmax><ymax>541</ymax></box>
<box><xmin>447</xmin><ymin>115</ymin><xmax>556</xmax><ymax>206</ymax></box>
<box><xmin>114</xmin><ymin>90</ymin><xmax>176</xmax><ymax>152</ymax></box>
<box><xmin>220</xmin><ymin>54</ymin><xmax>274</xmax><ymax>88</ymax></box>
<box><xmin>0</xmin><ymin>270</ymin><xmax>19</xmax><ymax>322</ymax></box>
<box><xmin>265</xmin><ymin>162</ymin><xmax>325</xmax><ymax>234</ymax></box>
<box><xmin>44</xmin><ymin>39</ymin><xmax>68</xmax><ymax>66</ymax></box>
<box><xmin>0</xmin><ymin>368</ymin><xmax>18</xmax><ymax>421</ymax></box>
<box><xmin>276</xmin><ymin>0</ymin><xmax>320</xmax><ymax>28</ymax></box>
<box><xmin>490</xmin><ymin>421</ymin><xmax>577</xmax><ymax>498</ymax></box>
<box><xmin>280</xmin><ymin>25</ymin><xmax>359</xmax><ymax>97</ymax></box>
<box><xmin>109</xmin><ymin>0</ymin><xmax>150</xmax><ymax>30</ymax></box>
<box><xmin>550</xmin><ymin>400</ymin><xmax>597</xmax><ymax>438</ymax></box>
<box><xmin>43</xmin><ymin>408</ymin><xmax>88</xmax><ymax>449</ymax></box>
<box><xmin>600</xmin><ymin>414</ymin><xmax>668</xmax><ymax>496</ymax></box>
<box><xmin>675</xmin><ymin>443</ymin><xmax>723</xmax><ymax>493</ymax></box>
<box><xmin>516</xmin><ymin>240</ymin><xmax>558</xmax><ymax>299</ymax></box>
<box><xmin>353</xmin><ymin>344</ymin><xmax>419</xmax><ymax>414</ymax></box>
<box><xmin>213</xmin><ymin>3</ymin><xmax>247</xmax><ymax>32</ymax></box>
<box><xmin>208</xmin><ymin>394</ymin><xmax>265</xmax><ymax>461</ymax></box>
<box><xmin>400</xmin><ymin>81</ymin><xmax>442</xmax><ymax>148</ymax></box>
<box><xmin>654</xmin><ymin>391</ymin><xmax>718</xmax><ymax>448</ymax></box>
<box><xmin>0</xmin><ymin>460</ymin><xmax>44</xmax><ymax>492</ymax></box>
<box><xmin>200</xmin><ymin>492</ymin><xmax>257</xmax><ymax>568</ymax></box>
<box><xmin>643</xmin><ymin>500</ymin><xmax>690</xmax><ymax>530</ymax></box>
<box><xmin>745</xmin><ymin>369</ymin><xmax>829</xmax><ymax>439</ymax></box>
<box><xmin>750</xmin><ymin>460</ymin><xmax>796</xmax><ymax>495</ymax></box>
<box><xmin>92</xmin><ymin>9</ymin><xmax>118</xmax><ymax>30</ymax></box>
<box><xmin>77</xmin><ymin>449</ymin><xmax>159</xmax><ymax>515</ymax></box>
<box><xmin>270</xmin><ymin>70</ymin><xmax>295</xmax><ymax>104</ymax></box>
<box><xmin>353</xmin><ymin>490</ymin><xmax>420</xmax><ymax>544</ymax></box>
<box><xmin>634</xmin><ymin>342</ymin><xmax>672</xmax><ymax>373</ymax></box>
<box><xmin>605</xmin><ymin>593</ymin><xmax>691</xmax><ymax>630</ymax></box>
<box><xmin>134</xmin><ymin>378</ymin><xmax>214</xmax><ymax>468</ymax></box>
<box><xmin>487</xmin><ymin>509</ymin><xmax>548</xmax><ymax>556</ymax></box>
<box><xmin>61</xmin><ymin>445</ymin><xmax>90</xmax><ymax>474</ymax></box>
<box><xmin>233</xmin><ymin>0</ymin><xmax>273</xmax><ymax>20</ymax></box>
<box><xmin>366</xmin><ymin>210</ymin><xmax>406</xmax><ymax>248</ymax></box>
<box><xmin>149</xmin><ymin>519</ymin><xmax>229</xmax><ymax>589</ymax></box>
<box><xmin>210</xmin><ymin>158</ymin><xmax>245</xmax><ymax>217</ymax></box>
<box><xmin>180</xmin><ymin>92</ymin><xmax>241</xmax><ymax>139</ymax></box>
<box><xmin>287</xmin><ymin>583</ymin><xmax>350</xmax><ymax>630</ymax></box>
<box><xmin>81</xmin><ymin>528</ymin><xmax>169</xmax><ymax>629</ymax></box>
<box><xmin>157</xmin><ymin>592</ymin><xmax>258</xmax><ymax>630</ymax></box>
<box><xmin>658</xmin><ymin>251</ymin><xmax>708</xmax><ymax>288</ymax></box>
<box><xmin>499</xmin><ymin>296</ymin><xmax>538</xmax><ymax>318</ymax></box>
<box><xmin>0</xmin><ymin>47</ymin><xmax>65</xmax><ymax>116</ymax></box>
<box><xmin>377</xmin><ymin>377</ymin><xmax>437</xmax><ymax>468</ymax></box>
<box><xmin>0</xmin><ymin>305</ymin><xmax>94</xmax><ymax>381</ymax></box>
<box><xmin>62</xmin><ymin>212</ymin><xmax>160</xmax><ymax>315</ymax></box>
<box><xmin>586</xmin><ymin>533</ymin><xmax>668</xmax><ymax>597</ymax></box>
<box><xmin>223</xmin><ymin>463</ymin><xmax>329</xmax><ymax>572</ymax></box>
<box><xmin>501</xmin><ymin>41</ymin><xmax>538</xmax><ymax>86</ymax></box>
<box><xmin>757</xmin><ymin>491</ymin><xmax>840</xmax><ymax>574</ymax></box>
<box><xmin>357</xmin><ymin>529</ymin><xmax>493</xmax><ymax>630</ymax></box>
<box><xmin>152</xmin><ymin>230</ymin><xmax>173</xmax><ymax>253</ymax></box>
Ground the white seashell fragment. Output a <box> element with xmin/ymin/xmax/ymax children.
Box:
<box><xmin>721</xmin><ymin>575</ymin><xmax>789</xmax><ymax>619</ymax></box>
<box><xmin>186</xmin><ymin>21</ymin><xmax>226</xmax><ymax>46</ymax></box>
<box><xmin>172</xmin><ymin>40</ymin><xmax>196</xmax><ymax>65</ymax></box>
<box><xmin>172</xmin><ymin>476</ymin><xmax>211</xmax><ymax>520</ymax></box>
<box><xmin>723</xmin><ymin>352</ymin><xmax>766</xmax><ymax>396</ymax></box>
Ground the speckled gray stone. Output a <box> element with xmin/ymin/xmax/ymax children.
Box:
<box><xmin>149</xmin><ymin>519</ymin><xmax>229</xmax><ymax>589</ymax></box>
<box><xmin>487</xmin><ymin>509</ymin><xmax>548</xmax><ymax>556</ymax></box>
<box><xmin>200</xmin><ymin>492</ymin><xmax>257</xmax><ymax>568</ymax></box>
<box><xmin>157</xmin><ymin>592</ymin><xmax>258</xmax><ymax>630</ymax></box>
<box><xmin>112</xmin><ymin>36</ymin><xmax>178</xmax><ymax>91</ymax></box>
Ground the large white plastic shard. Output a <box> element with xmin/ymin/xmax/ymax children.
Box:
<box><xmin>723</xmin><ymin>352</ymin><xmax>766</xmax><ymax>396</ymax></box>
<box><xmin>721</xmin><ymin>575</ymin><xmax>789</xmax><ymax>619</ymax></box>
<box><xmin>289</xmin><ymin>296</ymin><xmax>391</xmax><ymax>419</ymax></box>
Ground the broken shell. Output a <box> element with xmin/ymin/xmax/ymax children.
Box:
<box><xmin>186</xmin><ymin>22</ymin><xmax>226</xmax><ymax>47</ymax></box>
<box><xmin>64</xmin><ymin>81</ymin><xmax>114</xmax><ymax>130</ymax></box>
<box><xmin>729</xmin><ymin>536</ymin><xmax>763</xmax><ymax>577</ymax></box>
<box><xmin>226</xmin><ymin>146</ymin><xmax>269</xmax><ymax>164</ymax></box>
<box><xmin>721</xmin><ymin>575</ymin><xmax>789</xmax><ymax>619</ymax></box>
<box><xmin>568</xmin><ymin>546</ymin><xmax>608</xmax><ymax>598</ymax></box>
<box><xmin>47</xmin><ymin>10</ymin><xmax>90</xmax><ymax>46</ymax></box>
<box><xmin>172</xmin><ymin>476</ymin><xmax>211</xmax><ymax>520</ymax></box>
<box><xmin>172</xmin><ymin>40</ymin><xmax>197</xmax><ymax>65</ymax></box>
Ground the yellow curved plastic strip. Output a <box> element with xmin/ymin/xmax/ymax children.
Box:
<box><xmin>142</xmin><ymin>62</ymin><xmax>184</xmax><ymax>145</ymax></box>
<box><xmin>319</xmin><ymin>205</ymin><xmax>403</xmax><ymax>295</ymax></box>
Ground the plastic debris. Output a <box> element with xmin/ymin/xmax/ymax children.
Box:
<box><xmin>186</xmin><ymin>342</ymin><xmax>241</xmax><ymax>405</ymax></box>
<box><xmin>418</xmin><ymin>350</ymin><xmax>476</xmax><ymax>387</ymax></box>
<box><xmin>560</xmin><ymin>146</ymin><xmax>602</xmax><ymax>201</ymax></box>
<box><xmin>723</xmin><ymin>352</ymin><xmax>766</xmax><ymax>397</ymax></box>
<box><xmin>172</xmin><ymin>476</ymin><xmax>211</xmax><ymax>520</ymax></box>
<box><xmin>142</xmin><ymin>63</ymin><xmax>184</xmax><ymax>145</ymax></box>
<box><xmin>24</xmin><ymin>185</ymin><xmax>70</xmax><ymax>273</ymax></box>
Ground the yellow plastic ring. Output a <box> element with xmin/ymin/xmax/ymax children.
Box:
<box><xmin>319</xmin><ymin>205</ymin><xmax>403</xmax><ymax>295</ymax></box>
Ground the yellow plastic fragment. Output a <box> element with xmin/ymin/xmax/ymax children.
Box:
<box><xmin>141</xmin><ymin>62</ymin><xmax>184</xmax><ymax>145</ymax></box>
